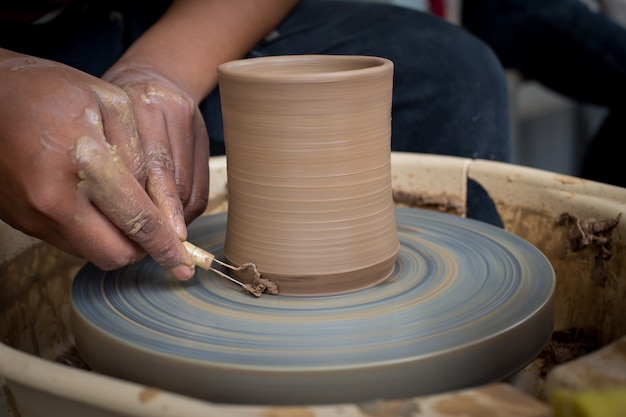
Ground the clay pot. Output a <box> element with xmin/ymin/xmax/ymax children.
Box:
<box><xmin>217</xmin><ymin>55</ymin><xmax>399</xmax><ymax>296</ymax></box>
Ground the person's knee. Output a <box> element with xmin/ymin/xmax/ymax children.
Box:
<box><xmin>431</xmin><ymin>23</ymin><xmax>506</xmax><ymax>94</ymax></box>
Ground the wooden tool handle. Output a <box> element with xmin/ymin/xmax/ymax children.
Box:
<box><xmin>183</xmin><ymin>241</ymin><xmax>215</xmax><ymax>270</ymax></box>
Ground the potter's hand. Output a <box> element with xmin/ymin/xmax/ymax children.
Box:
<box><xmin>0</xmin><ymin>52</ymin><xmax>195</xmax><ymax>279</ymax></box>
<box><xmin>102</xmin><ymin>65</ymin><xmax>210</xmax><ymax>233</ymax></box>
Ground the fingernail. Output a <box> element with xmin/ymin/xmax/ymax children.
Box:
<box><xmin>172</xmin><ymin>264</ymin><xmax>195</xmax><ymax>281</ymax></box>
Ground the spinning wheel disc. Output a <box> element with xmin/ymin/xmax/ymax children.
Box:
<box><xmin>71</xmin><ymin>208</ymin><xmax>555</xmax><ymax>405</ymax></box>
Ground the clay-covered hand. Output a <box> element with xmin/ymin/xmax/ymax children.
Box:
<box><xmin>102</xmin><ymin>65</ymin><xmax>210</xmax><ymax>235</ymax></box>
<box><xmin>0</xmin><ymin>53</ymin><xmax>196</xmax><ymax>279</ymax></box>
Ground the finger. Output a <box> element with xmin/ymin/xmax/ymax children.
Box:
<box><xmin>184</xmin><ymin>111</ymin><xmax>210</xmax><ymax>223</ymax></box>
<box><xmin>69</xmin><ymin>135</ymin><xmax>195</xmax><ymax>280</ymax></box>
<box><xmin>165</xmin><ymin>102</ymin><xmax>196</xmax><ymax>208</ymax></box>
<box><xmin>92</xmin><ymin>84</ymin><xmax>147</xmax><ymax>186</ymax></box>
<box><xmin>56</xmin><ymin>194</ymin><xmax>145</xmax><ymax>270</ymax></box>
<box><xmin>132</xmin><ymin>101</ymin><xmax>189</xmax><ymax>241</ymax></box>
<box><xmin>13</xmin><ymin>156</ymin><xmax>144</xmax><ymax>269</ymax></box>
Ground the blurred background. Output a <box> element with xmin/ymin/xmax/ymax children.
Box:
<box><xmin>344</xmin><ymin>0</ymin><xmax>616</xmax><ymax>178</ymax></box>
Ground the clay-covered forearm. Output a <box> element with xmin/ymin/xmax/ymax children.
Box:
<box><xmin>108</xmin><ymin>0</ymin><xmax>300</xmax><ymax>103</ymax></box>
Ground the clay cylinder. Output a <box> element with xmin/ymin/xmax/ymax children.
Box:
<box><xmin>217</xmin><ymin>55</ymin><xmax>399</xmax><ymax>296</ymax></box>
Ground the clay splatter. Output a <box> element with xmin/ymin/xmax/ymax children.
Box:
<box><xmin>556</xmin><ymin>212</ymin><xmax>622</xmax><ymax>286</ymax></box>
<box><xmin>393</xmin><ymin>189</ymin><xmax>465</xmax><ymax>215</ymax></box>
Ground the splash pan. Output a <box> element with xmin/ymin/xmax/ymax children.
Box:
<box><xmin>71</xmin><ymin>207</ymin><xmax>555</xmax><ymax>405</ymax></box>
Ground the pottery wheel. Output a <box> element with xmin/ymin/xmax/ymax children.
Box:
<box><xmin>71</xmin><ymin>207</ymin><xmax>555</xmax><ymax>405</ymax></box>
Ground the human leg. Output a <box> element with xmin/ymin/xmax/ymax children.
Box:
<box><xmin>201</xmin><ymin>1</ymin><xmax>510</xmax><ymax>226</ymax></box>
<box><xmin>462</xmin><ymin>0</ymin><xmax>626</xmax><ymax>106</ymax></box>
<box><xmin>202</xmin><ymin>0</ymin><xmax>511</xmax><ymax>163</ymax></box>
<box><xmin>581</xmin><ymin>108</ymin><xmax>626</xmax><ymax>187</ymax></box>
<box><xmin>462</xmin><ymin>0</ymin><xmax>626</xmax><ymax>187</ymax></box>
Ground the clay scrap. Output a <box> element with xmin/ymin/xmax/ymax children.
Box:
<box><xmin>393</xmin><ymin>189</ymin><xmax>466</xmax><ymax>215</ymax></box>
<box><xmin>556</xmin><ymin>212</ymin><xmax>622</xmax><ymax>287</ymax></box>
<box><xmin>243</xmin><ymin>276</ymin><xmax>280</xmax><ymax>298</ymax></box>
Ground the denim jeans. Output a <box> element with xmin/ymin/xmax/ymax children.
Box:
<box><xmin>205</xmin><ymin>0</ymin><xmax>511</xmax><ymax>164</ymax></box>
<box><xmin>463</xmin><ymin>0</ymin><xmax>626</xmax><ymax>187</ymax></box>
<box><xmin>1</xmin><ymin>0</ymin><xmax>510</xmax><ymax>225</ymax></box>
